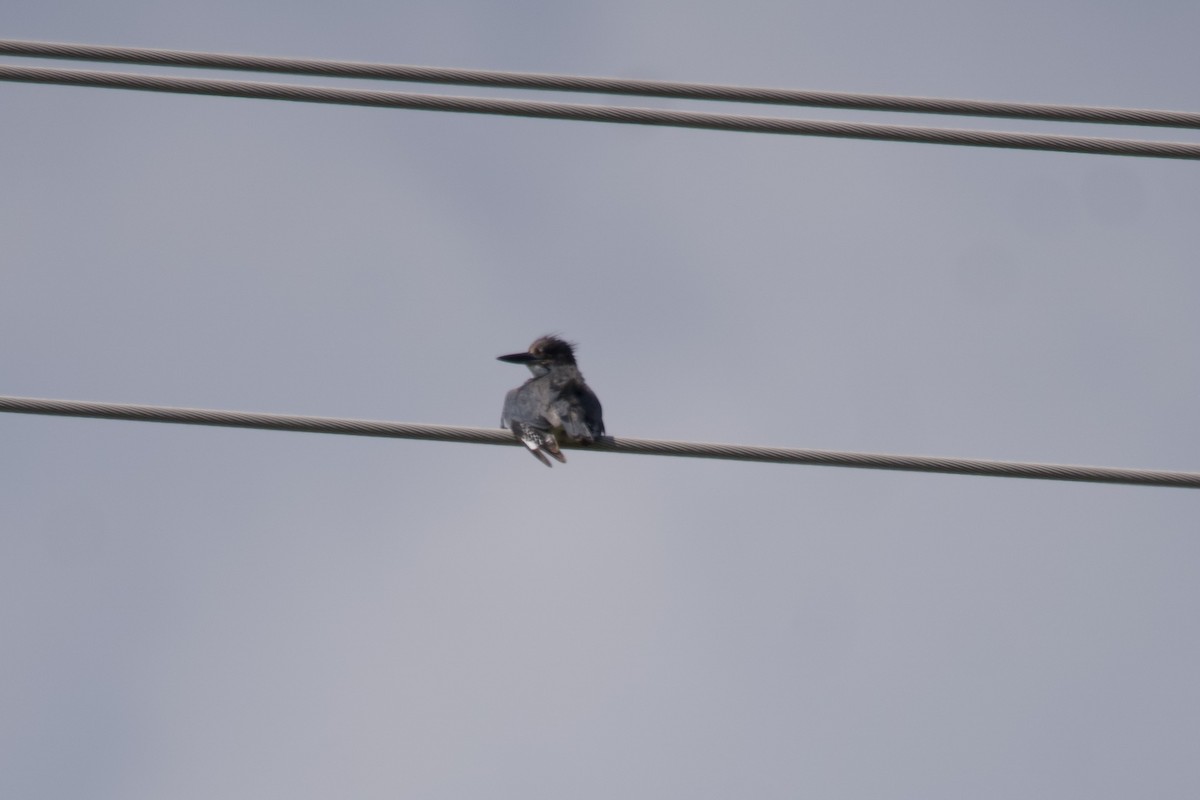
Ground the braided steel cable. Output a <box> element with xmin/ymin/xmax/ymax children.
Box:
<box><xmin>3</xmin><ymin>64</ymin><xmax>1200</xmax><ymax>160</ymax></box>
<box><xmin>2</xmin><ymin>395</ymin><xmax>1197</xmax><ymax>489</ymax></box>
<box><xmin>3</xmin><ymin>38</ymin><xmax>1200</xmax><ymax>130</ymax></box>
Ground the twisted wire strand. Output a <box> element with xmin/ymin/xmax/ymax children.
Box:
<box><xmin>2</xmin><ymin>395</ymin><xmax>1197</xmax><ymax>489</ymax></box>
<box><xmin>4</xmin><ymin>64</ymin><xmax>1200</xmax><ymax>160</ymax></box>
<box><xmin>3</xmin><ymin>38</ymin><xmax>1200</xmax><ymax>130</ymax></box>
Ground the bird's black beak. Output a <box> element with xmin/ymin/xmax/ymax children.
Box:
<box><xmin>497</xmin><ymin>352</ymin><xmax>535</xmax><ymax>364</ymax></box>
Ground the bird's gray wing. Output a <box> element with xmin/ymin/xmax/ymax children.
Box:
<box><xmin>557</xmin><ymin>383</ymin><xmax>605</xmax><ymax>442</ymax></box>
<box><xmin>501</xmin><ymin>387</ymin><xmax>520</xmax><ymax>429</ymax></box>
<box><xmin>502</xmin><ymin>383</ymin><xmax>553</xmax><ymax>432</ymax></box>
<box><xmin>580</xmin><ymin>385</ymin><xmax>605</xmax><ymax>438</ymax></box>
<box><xmin>502</xmin><ymin>383</ymin><xmax>564</xmax><ymax>467</ymax></box>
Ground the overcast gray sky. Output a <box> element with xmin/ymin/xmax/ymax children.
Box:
<box><xmin>3</xmin><ymin>2</ymin><xmax>1199</xmax><ymax>798</ymax></box>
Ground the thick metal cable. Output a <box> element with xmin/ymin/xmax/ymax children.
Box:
<box><xmin>3</xmin><ymin>38</ymin><xmax>1200</xmax><ymax>130</ymax></box>
<box><xmin>4</xmin><ymin>64</ymin><xmax>1200</xmax><ymax>161</ymax></box>
<box><xmin>2</xmin><ymin>395</ymin><xmax>1196</xmax><ymax>489</ymax></box>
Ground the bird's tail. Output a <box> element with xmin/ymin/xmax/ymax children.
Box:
<box><xmin>529</xmin><ymin>444</ymin><xmax>567</xmax><ymax>467</ymax></box>
<box><xmin>514</xmin><ymin>425</ymin><xmax>567</xmax><ymax>468</ymax></box>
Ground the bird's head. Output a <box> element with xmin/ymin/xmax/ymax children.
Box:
<box><xmin>498</xmin><ymin>335</ymin><xmax>578</xmax><ymax>376</ymax></box>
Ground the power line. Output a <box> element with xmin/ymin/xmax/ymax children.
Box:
<box><xmin>4</xmin><ymin>64</ymin><xmax>1200</xmax><ymax>160</ymax></box>
<box><xmin>3</xmin><ymin>37</ymin><xmax>1200</xmax><ymax>130</ymax></box>
<box><xmin>1</xmin><ymin>394</ymin><xmax>1196</xmax><ymax>489</ymax></box>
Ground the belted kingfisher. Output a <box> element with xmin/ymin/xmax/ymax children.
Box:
<box><xmin>498</xmin><ymin>335</ymin><xmax>606</xmax><ymax>467</ymax></box>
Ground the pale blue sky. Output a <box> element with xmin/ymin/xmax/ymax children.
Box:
<box><xmin>3</xmin><ymin>3</ymin><xmax>1199</xmax><ymax>798</ymax></box>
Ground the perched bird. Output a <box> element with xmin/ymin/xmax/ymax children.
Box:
<box><xmin>498</xmin><ymin>335</ymin><xmax>606</xmax><ymax>467</ymax></box>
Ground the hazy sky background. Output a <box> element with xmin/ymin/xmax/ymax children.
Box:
<box><xmin>3</xmin><ymin>3</ymin><xmax>1199</xmax><ymax>798</ymax></box>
